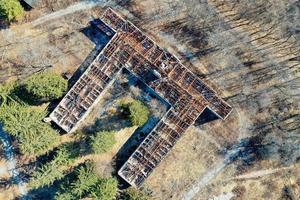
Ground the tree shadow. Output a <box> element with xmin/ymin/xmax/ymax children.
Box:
<box><xmin>83</xmin><ymin>112</ymin><xmax>132</xmax><ymax>135</ymax></box>
<box><xmin>15</xmin><ymin>150</ymin><xmax>57</xmax><ymax>185</ymax></box>
<box><xmin>219</xmin><ymin>128</ymin><xmax>279</xmax><ymax>171</ymax></box>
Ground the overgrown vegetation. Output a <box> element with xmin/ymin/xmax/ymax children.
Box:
<box><xmin>121</xmin><ymin>100</ymin><xmax>149</xmax><ymax>127</ymax></box>
<box><xmin>29</xmin><ymin>145</ymin><xmax>76</xmax><ymax>189</ymax></box>
<box><xmin>23</xmin><ymin>72</ymin><xmax>68</xmax><ymax>103</ymax></box>
<box><xmin>0</xmin><ymin>75</ymin><xmax>122</xmax><ymax>198</ymax></box>
<box><xmin>55</xmin><ymin>164</ymin><xmax>118</xmax><ymax>200</ymax></box>
<box><xmin>91</xmin><ymin>130</ymin><xmax>116</xmax><ymax>154</ymax></box>
<box><xmin>0</xmin><ymin>0</ymin><xmax>24</xmax><ymax>22</ymax></box>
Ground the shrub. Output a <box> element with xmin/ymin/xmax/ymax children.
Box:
<box><xmin>23</xmin><ymin>72</ymin><xmax>67</xmax><ymax>102</ymax></box>
<box><xmin>120</xmin><ymin>188</ymin><xmax>151</xmax><ymax>200</ymax></box>
<box><xmin>91</xmin><ymin>131</ymin><xmax>116</xmax><ymax>154</ymax></box>
<box><xmin>0</xmin><ymin>0</ymin><xmax>24</xmax><ymax>22</ymax></box>
<box><xmin>91</xmin><ymin>177</ymin><xmax>118</xmax><ymax>200</ymax></box>
<box><xmin>121</xmin><ymin>100</ymin><xmax>149</xmax><ymax>127</ymax></box>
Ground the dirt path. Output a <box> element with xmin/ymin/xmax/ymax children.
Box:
<box><xmin>31</xmin><ymin>0</ymin><xmax>113</xmax><ymax>27</ymax></box>
<box><xmin>230</xmin><ymin>165</ymin><xmax>297</xmax><ymax>180</ymax></box>
<box><xmin>0</xmin><ymin>126</ymin><xmax>27</xmax><ymax>199</ymax></box>
<box><xmin>209</xmin><ymin>192</ymin><xmax>234</xmax><ymax>200</ymax></box>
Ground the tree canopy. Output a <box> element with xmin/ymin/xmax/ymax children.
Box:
<box><xmin>0</xmin><ymin>103</ymin><xmax>60</xmax><ymax>156</ymax></box>
<box><xmin>91</xmin><ymin>177</ymin><xmax>118</xmax><ymax>200</ymax></box>
<box><xmin>0</xmin><ymin>0</ymin><xmax>24</xmax><ymax>22</ymax></box>
<box><xmin>23</xmin><ymin>72</ymin><xmax>68</xmax><ymax>102</ymax></box>
<box><xmin>0</xmin><ymin>81</ymin><xmax>18</xmax><ymax>106</ymax></box>
<box><xmin>55</xmin><ymin>164</ymin><xmax>118</xmax><ymax>200</ymax></box>
<box><xmin>71</xmin><ymin>165</ymin><xmax>99</xmax><ymax>198</ymax></box>
<box><xmin>91</xmin><ymin>130</ymin><xmax>116</xmax><ymax>154</ymax></box>
<box><xmin>121</xmin><ymin>100</ymin><xmax>149</xmax><ymax>127</ymax></box>
<box><xmin>30</xmin><ymin>146</ymin><xmax>74</xmax><ymax>189</ymax></box>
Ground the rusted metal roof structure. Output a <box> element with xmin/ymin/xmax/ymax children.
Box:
<box><xmin>49</xmin><ymin>8</ymin><xmax>232</xmax><ymax>187</ymax></box>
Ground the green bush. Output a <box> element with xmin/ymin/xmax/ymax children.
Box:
<box><xmin>91</xmin><ymin>131</ymin><xmax>116</xmax><ymax>154</ymax></box>
<box><xmin>91</xmin><ymin>177</ymin><xmax>118</xmax><ymax>200</ymax></box>
<box><xmin>23</xmin><ymin>72</ymin><xmax>67</xmax><ymax>102</ymax></box>
<box><xmin>0</xmin><ymin>103</ymin><xmax>60</xmax><ymax>156</ymax></box>
<box><xmin>120</xmin><ymin>188</ymin><xmax>151</xmax><ymax>200</ymax></box>
<box><xmin>0</xmin><ymin>0</ymin><xmax>24</xmax><ymax>22</ymax></box>
<box><xmin>121</xmin><ymin>100</ymin><xmax>149</xmax><ymax>127</ymax></box>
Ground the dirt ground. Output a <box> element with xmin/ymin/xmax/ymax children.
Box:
<box><xmin>0</xmin><ymin>0</ymin><xmax>299</xmax><ymax>199</ymax></box>
<box><xmin>0</xmin><ymin>159</ymin><xmax>20</xmax><ymax>200</ymax></box>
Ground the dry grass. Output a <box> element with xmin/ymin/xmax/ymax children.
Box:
<box><xmin>145</xmin><ymin>126</ymin><xmax>222</xmax><ymax>199</ymax></box>
<box><xmin>0</xmin><ymin>185</ymin><xmax>19</xmax><ymax>200</ymax></box>
<box><xmin>199</xmin><ymin>162</ymin><xmax>300</xmax><ymax>200</ymax></box>
<box><xmin>0</xmin><ymin>160</ymin><xmax>10</xmax><ymax>179</ymax></box>
<box><xmin>71</xmin><ymin>126</ymin><xmax>137</xmax><ymax>176</ymax></box>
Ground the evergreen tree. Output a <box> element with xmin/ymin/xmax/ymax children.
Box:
<box><xmin>0</xmin><ymin>81</ymin><xmax>18</xmax><ymax>106</ymax></box>
<box><xmin>91</xmin><ymin>177</ymin><xmax>118</xmax><ymax>200</ymax></box>
<box><xmin>54</xmin><ymin>192</ymin><xmax>73</xmax><ymax>200</ymax></box>
<box><xmin>0</xmin><ymin>0</ymin><xmax>24</xmax><ymax>22</ymax></box>
<box><xmin>71</xmin><ymin>165</ymin><xmax>99</xmax><ymax>198</ymax></box>
<box><xmin>23</xmin><ymin>72</ymin><xmax>68</xmax><ymax>102</ymax></box>
<box><xmin>55</xmin><ymin>164</ymin><xmax>118</xmax><ymax>200</ymax></box>
<box><xmin>30</xmin><ymin>146</ymin><xmax>74</xmax><ymax>189</ymax></box>
<box><xmin>121</xmin><ymin>100</ymin><xmax>149</xmax><ymax>127</ymax></box>
<box><xmin>91</xmin><ymin>131</ymin><xmax>116</xmax><ymax>154</ymax></box>
<box><xmin>0</xmin><ymin>103</ymin><xmax>60</xmax><ymax>156</ymax></box>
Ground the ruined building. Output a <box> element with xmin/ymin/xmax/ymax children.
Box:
<box><xmin>49</xmin><ymin>8</ymin><xmax>232</xmax><ymax>187</ymax></box>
